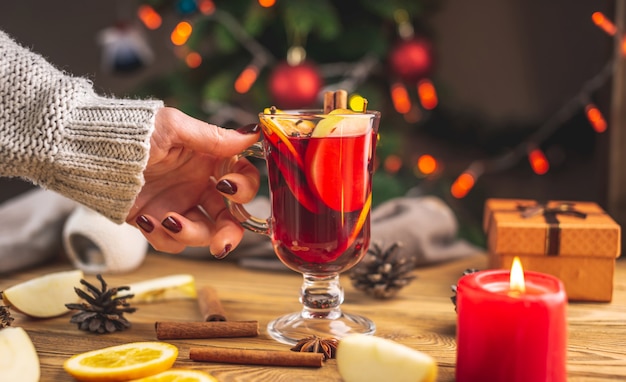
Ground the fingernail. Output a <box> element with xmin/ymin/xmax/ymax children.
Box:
<box><xmin>216</xmin><ymin>179</ymin><xmax>237</xmax><ymax>195</ymax></box>
<box><xmin>136</xmin><ymin>215</ymin><xmax>154</xmax><ymax>233</ymax></box>
<box><xmin>214</xmin><ymin>244</ymin><xmax>232</xmax><ymax>259</ymax></box>
<box><xmin>236</xmin><ymin>123</ymin><xmax>260</xmax><ymax>134</ymax></box>
<box><xmin>161</xmin><ymin>216</ymin><xmax>182</xmax><ymax>233</ymax></box>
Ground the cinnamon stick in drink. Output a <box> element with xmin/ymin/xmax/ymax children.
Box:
<box><xmin>189</xmin><ymin>346</ymin><xmax>324</xmax><ymax>368</ymax></box>
<box><xmin>197</xmin><ymin>286</ymin><xmax>227</xmax><ymax>321</ymax></box>
<box><xmin>323</xmin><ymin>91</ymin><xmax>335</xmax><ymax>114</ymax></box>
<box><xmin>324</xmin><ymin>89</ymin><xmax>349</xmax><ymax>113</ymax></box>
<box><xmin>334</xmin><ymin>89</ymin><xmax>348</xmax><ymax>109</ymax></box>
<box><xmin>155</xmin><ymin>321</ymin><xmax>259</xmax><ymax>340</ymax></box>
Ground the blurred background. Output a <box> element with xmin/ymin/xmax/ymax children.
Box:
<box><xmin>0</xmin><ymin>0</ymin><xmax>620</xmax><ymax>247</ymax></box>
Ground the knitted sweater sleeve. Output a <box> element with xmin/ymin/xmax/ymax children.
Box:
<box><xmin>0</xmin><ymin>31</ymin><xmax>163</xmax><ymax>223</ymax></box>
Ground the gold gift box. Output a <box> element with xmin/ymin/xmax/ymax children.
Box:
<box><xmin>483</xmin><ymin>198</ymin><xmax>621</xmax><ymax>302</ymax></box>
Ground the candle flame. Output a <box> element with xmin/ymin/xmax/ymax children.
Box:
<box><xmin>509</xmin><ymin>256</ymin><xmax>526</xmax><ymax>293</ymax></box>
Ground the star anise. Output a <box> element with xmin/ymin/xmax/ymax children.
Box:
<box><xmin>65</xmin><ymin>274</ymin><xmax>136</xmax><ymax>334</ymax></box>
<box><xmin>0</xmin><ymin>296</ymin><xmax>14</xmax><ymax>329</ymax></box>
<box><xmin>290</xmin><ymin>335</ymin><xmax>338</xmax><ymax>360</ymax></box>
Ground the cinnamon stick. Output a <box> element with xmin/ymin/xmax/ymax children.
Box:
<box><xmin>189</xmin><ymin>346</ymin><xmax>324</xmax><ymax>368</ymax></box>
<box><xmin>197</xmin><ymin>286</ymin><xmax>227</xmax><ymax>321</ymax></box>
<box><xmin>155</xmin><ymin>321</ymin><xmax>259</xmax><ymax>340</ymax></box>
<box><xmin>334</xmin><ymin>89</ymin><xmax>348</xmax><ymax>109</ymax></box>
<box><xmin>323</xmin><ymin>91</ymin><xmax>335</xmax><ymax>114</ymax></box>
<box><xmin>324</xmin><ymin>90</ymin><xmax>349</xmax><ymax>113</ymax></box>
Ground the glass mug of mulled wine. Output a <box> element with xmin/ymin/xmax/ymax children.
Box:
<box><xmin>223</xmin><ymin>107</ymin><xmax>380</xmax><ymax>345</ymax></box>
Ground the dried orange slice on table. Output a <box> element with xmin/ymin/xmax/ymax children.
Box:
<box><xmin>130</xmin><ymin>369</ymin><xmax>218</xmax><ymax>382</ymax></box>
<box><xmin>63</xmin><ymin>342</ymin><xmax>178</xmax><ymax>382</ymax></box>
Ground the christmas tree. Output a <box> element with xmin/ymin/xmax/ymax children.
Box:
<box><xmin>131</xmin><ymin>0</ymin><xmax>441</xmax><ymax>203</ymax></box>
<box><xmin>122</xmin><ymin>1</ymin><xmax>616</xmax><ymax>246</ymax></box>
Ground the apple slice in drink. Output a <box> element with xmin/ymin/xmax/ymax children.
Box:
<box><xmin>306</xmin><ymin>113</ymin><xmax>373</xmax><ymax>212</ymax></box>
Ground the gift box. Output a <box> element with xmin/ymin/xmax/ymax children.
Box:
<box><xmin>483</xmin><ymin>198</ymin><xmax>621</xmax><ymax>302</ymax></box>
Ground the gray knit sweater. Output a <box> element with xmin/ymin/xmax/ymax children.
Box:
<box><xmin>0</xmin><ymin>31</ymin><xmax>163</xmax><ymax>223</ymax></box>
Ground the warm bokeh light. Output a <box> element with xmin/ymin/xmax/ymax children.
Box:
<box><xmin>137</xmin><ymin>5</ymin><xmax>162</xmax><ymax>30</ymax></box>
<box><xmin>258</xmin><ymin>0</ymin><xmax>276</xmax><ymax>7</ymax></box>
<box><xmin>185</xmin><ymin>52</ymin><xmax>202</xmax><ymax>68</ymax></box>
<box><xmin>417</xmin><ymin>79</ymin><xmax>438</xmax><ymax>110</ymax></box>
<box><xmin>171</xmin><ymin>21</ymin><xmax>193</xmax><ymax>46</ymax></box>
<box><xmin>402</xmin><ymin>105</ymin><xmax>422</xmax><ymax>124</ymax></box>
<box><xmin>198</xmin><ymin>0</ymin><xmax>216</xmax><ymax>15</ymax></box>
<box><xmin>510</xmin><ymin>256</ymin><xmax>526</xmax><ymax>293</ymax></box>
<box><xmin>450</xmin><ymin>172</ymin><xmax>475</xmax><ymax>199</ymax></box>
<box><xmin>234</xmin><ymin>65</ymin><xmax>259</xmax><ymax>94</ymax></box>
<box><xmin>591</xmin><ymin>12</ymin><xmax>616</xmax><ymax>36</ymax></box>
<box><xmin>383</xmin><ymin>155</ymin><xmax>403</xmax><ymax>174</ymax></box>
<box><xmin>528</xmin><ymin>148</ymin><xmax>549</xmax><ymax>175</ymax></box>
<box><xmin>585</xmin><ymin>104</ymin><xmax>607</xmax><ymax>133</ymax></box>
<box><xmin>391</xmin><ymin>82</ymin><xmax>411</xmax><ymax>114</ymax></box>
<box><xmin>416</xmin><ymin>154</ymin><xmax>437</xmax><ymax>175</ymax></box>
<box><xmin>622</xmin><ymin>36</ymin><xmax>626</xmax><ymax>57</ymax></box>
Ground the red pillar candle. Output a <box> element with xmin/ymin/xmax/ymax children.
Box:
<box><xmin>456</xmin><ymin>259</ymin><xmax>567</xmax><ymax>382</ymax></box>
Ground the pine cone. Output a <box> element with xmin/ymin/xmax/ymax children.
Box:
<box><xmin>65</xmin><ymin>274</ymin><xmax>136</xmax><ymax>334</ymax></box>
<box><xmin>450</xmin><ymin>268</ymin><xmax>480</xmax><ymax>312</ymax></box>
<box><xmin>0</xmin><ymin>301</ymin><xmax>14</xmax><ymax>329</ymax></box>
<box><xmin>349</xmin><ymin>242</ymin><xmax>416</xmax><ymax>299</ymax></box>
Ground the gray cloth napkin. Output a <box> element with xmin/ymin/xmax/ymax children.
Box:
<box><xmin>0</xmin><ymin>188</ymin><xmax>77</xmax><ymax>273</ymax></box>
<box><xmin>0</xmin><ymin>189</ymin><xmax>480</xmax><ymax>274</ymax></box>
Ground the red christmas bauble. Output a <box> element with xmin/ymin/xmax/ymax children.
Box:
<box><xmin>388</xmin><ymin>37</ymin><xmax>434</xmax><ymax>82</ymax></box>
<box><xmin>268</xmin><ymin>61</ymin><xmax>323</xmax><ymax>109</ymax></box>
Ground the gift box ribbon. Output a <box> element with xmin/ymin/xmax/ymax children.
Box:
<box><xmin>518</xmin><ymin>202</ymin><xmax>587</xmax><ymax>255</ymax></box>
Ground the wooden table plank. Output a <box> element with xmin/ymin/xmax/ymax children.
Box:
<box><xmin>2</xmin><ymin>253</ymin><xmax>625</xmax><ymax>381</ymax></box>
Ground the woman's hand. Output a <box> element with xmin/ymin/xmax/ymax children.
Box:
<box><xmin>126</xmin><ymin>107</ymin><xmax>261</xmax><ymax>256</ymax></box>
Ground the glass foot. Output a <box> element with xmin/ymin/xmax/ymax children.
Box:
<box><xmin>267</xmin><ymin>311</ymin><xmax>376</xmax><ymax>345</ymax></box>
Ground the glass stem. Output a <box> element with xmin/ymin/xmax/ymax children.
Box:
<box><xmin>300</xmin><ymin>273</ymin><xmax>344</xmax><ymax>320</ymax></box>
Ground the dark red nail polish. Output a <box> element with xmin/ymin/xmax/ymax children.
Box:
<box><xmin>214</xmin><ymin>244</ymin><xmax>232</xmax><ymax>259</ymax></box>
<box><xmin>216</xmin><ymin>179</ymin><xmax>237</xmax><ymax>195</ymax></box>
<box><xmin>236</xmin><ymin>123</ymin><xmax>260</xmax><ymax>134</ymax></box>
<box><xmin>162</xmin><ymin>216</ymin><xmax>182</xmax><ymax>233</ymax></box>
<box><xmin>136</xmin><ymin>215</ymin><xmax>154</xmax><ymax>233</ymax></box>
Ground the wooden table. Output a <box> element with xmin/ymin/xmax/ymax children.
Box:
<box><xmin>2</xmin><ymin>253</ymin><xmax>625</xmax><ymax>381</ymax></box>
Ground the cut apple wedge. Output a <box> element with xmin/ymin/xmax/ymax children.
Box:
<box><xmin>311</xmin><ymin>109</ymin><xmax>371</xmax><ymax>138</ymax></box>
<box><xmin>116</xmin><ymin>274</ymin><xmax>197</xmax><ymax>303</ymax></box>
<box><xmin>337</xmin><ymin>334</ymin><xmax>438</xmax><ymax>382</ymax></box>
<box><xmin>0</xmin><ymin>327</ymin><xmax>40</xmax><ymax>382</ymax></box>
<box><xmin>2</xmin><ymin>269</ymin><xmax>83</xmax><ymax>318</ymax></box>
<box><xmin>305</xmin><ymin>131</ymin><xmax>373</xmax><ymax>212</ymax></box>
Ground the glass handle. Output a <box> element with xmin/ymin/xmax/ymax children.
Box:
<box><xmin>222</xmin><ymin>141</ymin><xmax>271</xmax><ymax>235</ymax></box>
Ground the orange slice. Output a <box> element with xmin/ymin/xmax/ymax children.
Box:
<box><xmin>129</xmin><ymin>368</ymin><xmax>218</xmax><ymax>382</ymax></box>
<box><xmin>63</xmin><ymin>342</ymin><xmax>178</xmax><ymax>382</ymax></box>
<box><xmin>260</xmin><ymin>113</ymin><xmax>304</xmax><ymax>169</ymax></box>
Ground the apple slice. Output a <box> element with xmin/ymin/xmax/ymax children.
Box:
<box><xmin>337</xmin><ymin>334</ymin><xmax>438</xmax><ymax>382</ymax></box>
<box><xmin>312</xmin><ymin>109</ymin><xmax>371</xmax><ymax>138</ymax></box>
<box><xmin>2</xmin><ymin>270</ymin><xmax>83</xmax><ymax>318</ymax></box>
<box><xmin>116</xmin><ymin>274</ymin><xmax>197</xmax><ymax>303</ymax></box>
<box><xmin>305</xmin><ymin>130</ymin><xmax>373</xmax><ymax>212</ymax></box>
<box><xmin>0</xmin><ymin>327</ymin><xmax>40</xmax><ymax>382</ymax></box>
